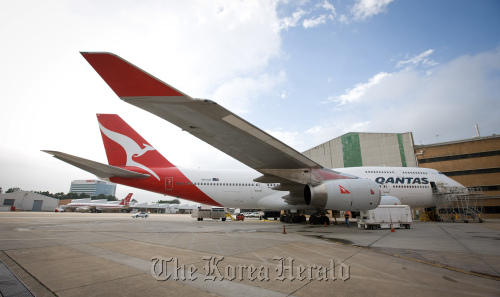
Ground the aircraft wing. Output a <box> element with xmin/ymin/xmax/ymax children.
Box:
<box><xmin>42</xmin><ymin>150</ymin><xmax>150</xmax><ymax>179</ymax></box>
<box><xmin>81</xmin><ymin>52</ymin><xmax>322</xmax><ymax>171</ymax></box>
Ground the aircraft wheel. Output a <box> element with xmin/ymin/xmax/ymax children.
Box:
<box><xmin>310</xmin><ymin>216</ymin><xmax>319</xmax><ymax>225</ymax></box>
<box><xmin>405</xmin><ymin>224</ymin><xmax>410</xmax><ymax>229</ymax></box>
<box><xmin>285</xmin><ymin>215</ymin><xmax>294</xmax><ymax>224</ymax></box>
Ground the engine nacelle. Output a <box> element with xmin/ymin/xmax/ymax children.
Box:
<box><xmin>304</xmin><ymin>179</ymin><xmax>381</xmax><ymax>211</ymax></box>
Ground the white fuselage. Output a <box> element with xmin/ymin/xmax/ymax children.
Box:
<box><xmin>338</xmin><ymin>167</ymin><xmax>465</xmax><ymax>208</ymax></box>
<box><xmin>176</xmin><ymin>166</ymin><xmax>464</xmax><ymax>210</ymax></box>
<box><xmin>62</xmin><ymin>202</ymin><xmax>129</xmax><ymax>211</ymax></box>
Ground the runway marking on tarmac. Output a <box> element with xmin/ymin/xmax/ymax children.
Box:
<box><xmin>309</xmin><ymin>235</ymin><xmax>500</xmax><ymax>282</ymax></box>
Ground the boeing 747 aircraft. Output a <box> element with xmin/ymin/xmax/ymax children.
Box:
<box><xmin>44</xmin><ymin>52</ymin><xmax>465</xmax><ymax>223</ymax></box>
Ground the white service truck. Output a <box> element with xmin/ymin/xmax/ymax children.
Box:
<box><xmin>357</xmin><ymin>205</ymin><xmax>412</xmax><ymax>230</ymax></box>
<box><xmin>191</xmin><ymin>208</ymin><xmax>227</xmax><ymax>221</ymax></box>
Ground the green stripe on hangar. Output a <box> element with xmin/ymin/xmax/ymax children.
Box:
<box><xmin>341</xmin><ymin>132</ymin><xmax>362</xmax><ymax>167</ymax></box>
<box><xmin>397</xmin><ymin>134</ymin><xmax>407</xmax><ymax>167</ymax></box>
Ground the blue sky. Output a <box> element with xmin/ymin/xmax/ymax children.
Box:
<box><xmin>1</xmin><ymin>0</ymin><xmax>499</xmax><ymax>203</ymax></box>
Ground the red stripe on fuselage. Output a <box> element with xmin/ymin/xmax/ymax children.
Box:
<box><xmin>109</xmin><ymin>167</ymin><xmax>223</xmax><ymax>207</ymax></box>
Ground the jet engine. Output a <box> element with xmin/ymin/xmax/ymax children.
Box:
<box><xmin>304</xmin><ymin>179</ymin><xmax>381</xmax><ymax>211</ymax></box>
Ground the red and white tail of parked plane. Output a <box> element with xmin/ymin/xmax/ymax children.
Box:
<box><xmin>44</xmin><ymin>52</ymin><xmax>466</xmax><ymax>213</ymax></box>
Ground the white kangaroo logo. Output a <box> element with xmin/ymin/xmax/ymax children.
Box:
<box><xmin>99</xmin><ymin>122</ymin><xmax>160</xmax><ymax>181</ymax></box>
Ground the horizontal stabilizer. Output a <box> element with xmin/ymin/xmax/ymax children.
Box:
<box><xmin>42</xmin><ymin>150</ymin><xmax>150</xmax><ymax>179</ymax></box>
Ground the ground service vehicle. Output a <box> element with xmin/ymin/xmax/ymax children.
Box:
<box><xmin>192</xmin><ymin>208</ymin><xmax>227</xmax><ymax>221</ymax></box>
<box><xmin>260</xmin><ymin>210</ymin><xmax>280</xmax><ymax>220</ymax></box>
<box><xmin>357</xmin><ymin>205</ymin><xmax>412</xmax><ymax>229</ymax></box>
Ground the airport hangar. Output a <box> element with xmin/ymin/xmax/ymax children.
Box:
<box><xmin>302</xmin><ymin>132</ymin><xmax>500</xmax><ymax>219</ymax></box>
<box><xmin>0</xmin><ymin>191</ymin><xmax>59</xmax><ymax>212</ymax></box>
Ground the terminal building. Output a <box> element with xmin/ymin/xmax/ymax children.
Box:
<box><xmin>303</xmin><ymin>132</ymin><xmax>500</xmax><ymax>219</ymax></box>
<box><xmin>69</xmin><ymin>180</ymin><xmax>116</xmax><ymax>197</ymax></box>
<box><xmin>414</xmin><ymin>135</ymin><xmax>500</xmax><ymax>219</ymax></box>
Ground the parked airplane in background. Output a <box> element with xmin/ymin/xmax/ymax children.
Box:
<box><xmin>44</xmin><ymin>52</ymin><xmax>465</xmax><ymax>223</ymax></box>
<box><xmin>55</xmin><ymin>193</ymin><xmax>133</xmax><ymax>212</ymax></box>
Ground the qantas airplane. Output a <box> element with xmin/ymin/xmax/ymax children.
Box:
<box><xmin>56</xmin><ymin>193</ymin><xmax>133</xmax><ymax>212</ymax></box>
<box><xmin>44</xmin><ymin>52</ymin><xmax>465</xmax><ymax>223</ymax></box>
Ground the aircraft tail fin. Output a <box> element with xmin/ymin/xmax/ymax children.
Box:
<box><xmin>119</xmin><ymin>193</ymin><xmax>133</xmax><ymax>205</ymax></box>
<box><xmin>97</xmin><ymin>114</ymin><xmax>175</xmax><ymax>171</ymax></box>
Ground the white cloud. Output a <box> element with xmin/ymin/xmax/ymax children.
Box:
<box><xmin>331</xmin><ymin>72</ymin><xmax>391</xmax><ymax>105</ymax></box>
<box><xmin>396</xmin><ymin>49</ymin><xmax>438</xmax><ymax>70</ymax></box>
<box><xmin>212</xmin><ymin>71</ymin><xmax>286</xmax><ymax>114</ymax></box>
<box><xmin>351</xmin><ymin>0</ymin><xmax>395</xmax><ymax>21</ymax></box>
<box><xmin>265</xmin><ymin>128</ymin><xmax>302</xmax><ymax>149</ymax></box>
<box><xmin>319</xmin><ymin>0</ymin><xmax>336</xmax><ymax>14</ymax></box>
<box><xmin>331</xmin><ymin>49</ymin><xmax>439</xmax><ymax>106</ymax></box>
<box><xmin>338</xmin><ymin>14</ymin><xmax>349</xmax><ymax>24</ymax></box>
<box><xmin>278</xmin><ymin>8</ymin><xmax>307</xmax><ymax>31</ymax></box>
<box><xmin>0</xmin><ymin>0</ymin><xmax>285</xmax><ymax>202</ymax></box>
<box><xmin>280</xmin><ymin>90</ymin><xmax>287</xmax><ymax>99</ymax></box>
<box><xmin>322</xmin><ymin>48</ymin><xmax>500</xmax><ymax>145</ymax></box>
<box><xmin>305</xmin><ymin>125</ymin><xmax>325</xmax><ymax>134</ymax></box>
<box><xmin>303</xmin><ymin>15</ymin><xmax>328</xmax><ymax>28</ymax></box>
<box><xmin>278</xmin><ymin>0</ymin><xmax>336</xmax><ymax>30</ymax></box>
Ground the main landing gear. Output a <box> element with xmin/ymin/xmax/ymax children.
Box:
<box><xmin>308</xmin><ymin>214</ymin><xmax>330</xmax><ymax>225</ymax></box>
<box><xmin>280</xmin><ymin>210</ymin><xmax>331</xmax><ymax>225</ymax></box>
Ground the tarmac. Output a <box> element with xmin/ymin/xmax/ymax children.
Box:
<box><xmin>0</xmin><ymin>212</ymin><xmax>499</xmax><ymax>297</ymax></box>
